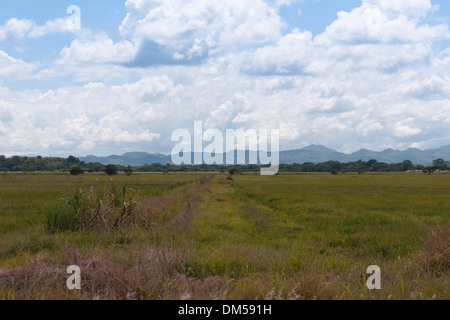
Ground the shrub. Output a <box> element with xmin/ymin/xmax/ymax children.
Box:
<box><xmin>124</xmin><ymin>165</ymin><xmax>133</xmax><ymax>176</ymax></box>
<box><xmin>422</xmin><ymin>166</ymin><xmax>436</xmax><ymax>175</ymax></box>
<box><xmin>69</xmin><ymin>166</ymin><xmax>84</xmax><ymax>175</ymax></box>
<box><xmin>104</xmin><ymin>164</ymin><xmax>118</xmax><ymax>176</ymax></box>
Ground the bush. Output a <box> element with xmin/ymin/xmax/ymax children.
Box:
<box><xmin>124</xmin><ymin>165</ymin><xmax>133</xmax><ymax>176</ymax></box>
<box><xmin>422</xmin><ymin>166</ymin><xmax>436</xmax><ymax>175</ymax></box>
<box><xmin>104</xmin><ymin>164</ymin><xmax>118</xmax><ymax>176</ymax></box>
<box><xmin>330</xmin><ymin>169</ymin><xmax>338</xmax><ymax>175</ymax></box>
<box><xmin>70</xmin><ymin>166</ymin><xmax>84</xmax><ymax>175</ymax></box>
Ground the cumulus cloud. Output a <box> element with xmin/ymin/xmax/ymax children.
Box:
<box><xmin>362</xmin><ymin>0</ymin><xmax>434</xmax><ymax>18</ymax></box>
<box><xmin>0</xmin><ymin>81</ymin><xmax>164</xmax><ymax>155</ymax></box>
<box><xmin>28</xmin><ymin>17</ymin><xmax>79</xmax><ymax>38</ymax></box>
<box><xmin>244</xmin><ymin>29</ymin><xmax>313</xmax><ymax>75</ymax></box>
<box><xmin>246</xmin><ymin>0</ymin><xmax>449</xmax><ymax>76</ymax></box>
<box><xmin>0</xmin><ymin>50</ymin><xmax>37</xmax><ymax>80</ymax></box>
<box><xmin>394</xmin><ymin>121</ymin><xmax>423</xmax><ymax>138</ymax></box>
<box><xmin>0</xmin><ymin>18</ymin><xmax>34</xmax><ymax>41</ymax></box>
<box><xmin>0</xmin><ymin>16</ymin><xmax>79</xmax><ymax>42</ymax></box>
<box><xmin>58</xmin><ymin>33</ymin><xmax>136</xmax><ymax>65</ymax></box>
<box><xmin>53</xmin><ymin>0</ymin><xmax>283</xmax><ymax>72</ymax></box>
<box><xmin>118</xmin><ymin>0</ymin><xmax>283</xmax><ymax>65</ymax></box>
<box><xmin>316</xmin><ymin>0</ymin><xmax>447</xmax><ymax>46</ymax></box>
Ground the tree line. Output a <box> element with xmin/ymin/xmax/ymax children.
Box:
<box><xmin>0</xmin><ymin>155</ymin><xmax>448</xmax><ymax>174</ymax></box>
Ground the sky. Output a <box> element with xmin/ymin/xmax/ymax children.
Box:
<box><xmin>0</xmin><ymin>0</ymin><xmax>449</xmax><ymax>157</ymax></box>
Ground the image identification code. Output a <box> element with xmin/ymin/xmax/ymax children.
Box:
<box><xmin>178</xmin><ymin>304</ymin><xmax>272</xmax><ymax>317</ymax></box>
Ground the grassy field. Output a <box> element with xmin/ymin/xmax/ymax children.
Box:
<box><xmin>0</xmin><ymin>172</ymin><xmax>448</xmax><ymax>300</ymax></box>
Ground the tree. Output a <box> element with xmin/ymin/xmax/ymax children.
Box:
<box><xmin>124</xmin><ymin>165</ymin><xmax>133</xmax><ymax>176</ymax></box>
<box><xmin>89</xmin><ymin>162</ymin><xmax>105</xmax><ymax>173</ymax></box>
<box><xmin>403</xmin><ymin>160</ymin><xmax>414</xmax><ymax>171</ymax></box>
<box><xmin>67</xmin><ymin>155</ymin><xmax>80</xmax><ymax>165</ymax></box>
<box><xmin>330</xmin><ymin>169</ymin><xmax>338</xmax><ymax>175</ymax></box>
<box><xmin>22</xmin><ymin>166</ymin><xmax>30</xmax><ymax>174</ymax></box>
<box><xmin>104</xmin><ymin>164</ymin><xmax>118</xmax><ymax>176</ymax></box>
<box><xmin>432</xmin><ymin>159</ymin><xmax>446</xmax><ymax>170</ymax></box>
<box><xmin>301</xmin><ymin>162</ymin><xmax>315</xmax><ymax>172</ymax></box>
<box><xmin>229</xmin><ymin>168</ymin><xmax>239</xmax><ymax>175</ymax></box>
<box><xmin>70</xmin><ymin>166</ymin><xmax>84</xmax><ymax>175</ymax></box>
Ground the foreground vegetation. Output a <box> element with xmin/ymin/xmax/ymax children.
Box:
<box><xmin>0</xmin><ymin>172</ymin><xmax>448</xmax><ymax>300</ymax></box>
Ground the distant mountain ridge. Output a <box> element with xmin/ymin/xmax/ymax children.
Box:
<box><xmin>80</xmin><ymin>145</ymin><xmax>450</xmax><ymax>166</ymax></box>
<box><xmin>81</xmin><ymin>152</ymin><xmax>172</xmax><ymax>167</ymax></box>
<box><xmin>280</xmin><ymin>145</ymin><xmax>450</xmax><ymax>164</ymax></box>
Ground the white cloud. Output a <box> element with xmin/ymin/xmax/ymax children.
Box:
<box><xmin>0</xmin><ymin>81</ymin><xmax>164</xmax><ymax>155</ymax></box>
<box><xmin>0</xmin><ymin>16</ymin><xmax>79</xmax><ymax>42</ymax></box>
<box><xmin>0</xmin><ymin>50</ymin><xmax>37</xmax><ymax>80</ymax></box>
<box><xmin>316</xmin><ymin>2</ymin><xmax>447</xmax><ymax>45</ymax></box>
<box><xmin>0</xmin><ymin>18</ymin><xmax>34</xmax><ymax>41</ymax></box>
<box><xmin>119</xmin><ymin>0</ymin><xmax>283</xmax><ymax>64</ymax></box>
<box><xmin>244</xmin><ymin>29</ymin><xmax>313</xmax><ymax>75</ymax></box>
<box><xmin>28</xmin><ymin>17</ymin><xmax>76</xmax><ymax>38</ymax></box>
<box><xmin>243</xmin><ymin>0</ymin><xmax>449</xmax><ymax>77</ymax></box>
<box><xmin>51</xmin><ymin>0</ymin><xmax>285</xmax><ymax>76</ymax></box>
<box><xmin>394</xmin><ymin>121</ymin><xmax>423</xmax><ymax>138</ymax></box>
<box><xmin>362</xmin><ymin>0</ymin><xmax>434</xmax><ymax>18</ymax></box>
<box><xmin>58</xmin><ymin>33</ymin><xmax>136</xmax><ymax>64</ymax></box>
<box><xmin>357</xmin><ymin>120</ymin><xmax>384</xmax><ymax>137</ymax></box>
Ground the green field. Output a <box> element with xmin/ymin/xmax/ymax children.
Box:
<box><xmin>0</xmin><ymin>172</ymin><xmax>448</xmax><ymax>300</ymax></box>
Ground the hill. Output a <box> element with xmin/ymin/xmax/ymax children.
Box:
<box><xmin>79</xmin><ymin>145</ymin><xmax>450</xmax><ymax>166</ymax></box>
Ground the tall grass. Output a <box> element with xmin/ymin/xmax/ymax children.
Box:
<box><xmin>45</xmin><ymin>182</ymin><xmax>141</xmax><ymax>233</ymax></box>
<box><xmin>419</xmin><ymin>224</ymin><xmax>449</xmax><ymax>275</ymax></box>
<box><xmin>45</xmin><ymin>203</ymin><xmax>79</xmax><ymax>233</ymax></box>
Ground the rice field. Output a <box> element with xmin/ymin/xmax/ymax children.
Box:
<box><xmin>0</xmin><ymin>172</ymin><xmax>448</xmax><ymax>300</ymax></box>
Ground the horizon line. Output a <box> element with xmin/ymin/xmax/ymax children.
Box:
<box><xmin>3</xmin><ymin>144</ymin><xmax>449</xmax><ymax>159</ymax></box>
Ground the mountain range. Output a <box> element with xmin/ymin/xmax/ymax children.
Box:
<box><xmin>79</xmin><ymin>145</ymin><xmax>450</xmax><ymax>166</ymax></box>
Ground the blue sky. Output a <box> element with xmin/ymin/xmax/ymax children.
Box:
<box><xmin>0</xmin><ymin>0</ymin><xmax>449</xmax><ymax>156</ymax></box>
